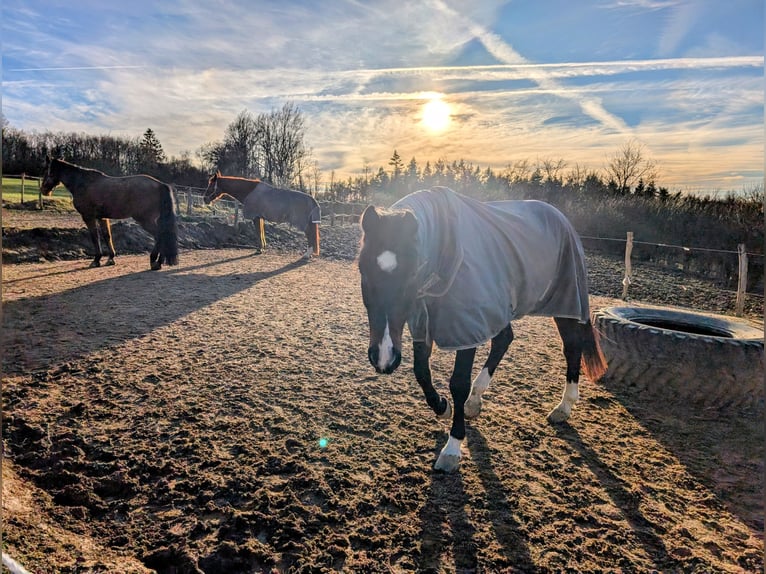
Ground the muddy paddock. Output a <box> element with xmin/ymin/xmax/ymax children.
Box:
<box><xmin>2</xmin><ymin>242</ymin><xmax>763</xmax><ymax>573</ymax></box>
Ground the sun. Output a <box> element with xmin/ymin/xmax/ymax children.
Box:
<box><xmin>421</xmin><ymin>96</ymin><xmax>451</xmax><ymax>133</ymax></box>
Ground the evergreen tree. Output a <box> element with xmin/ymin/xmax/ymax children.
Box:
<box><xmin>138</xmin><ymin>128</ymin><xmax>166</xmax><ymax>173</ymax></box>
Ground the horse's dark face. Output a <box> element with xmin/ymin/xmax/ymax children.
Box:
<box><xmin>358</xmin><ymin>205</ymin><xmax>419</xmax><ymax>374</ymax></box>
<box><xmin>40</xmin><ymin>158</ymin><xmax>61</xmax><ymax>196</ymax></box>
<box><xmin>204</xmin><ymin>171</ymin><xmax>222</xmax><ymax>204</ymax></box>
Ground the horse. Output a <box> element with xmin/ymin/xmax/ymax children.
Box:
<box><xmin>204</xmin><ymin>171</ymin><xmax>320</xmax><ymax>260</ymax></box>
<box><xmin>358</xmin><ymin>187</ymin><xmax>607</xmax><ymax>472</ymax></box>
<box><xmin>40</xmin><ymin>157</ymin><xmax>179</xmax><ymax>270</ymax></box>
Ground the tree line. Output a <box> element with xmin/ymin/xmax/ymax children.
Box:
<box><xmin>1</xmin><ymin>104</ymin><xmax>671</xmax><ymax>201</ymax></box>
<box><xmin>2</xmin><ymin>105</ymin><xmax>762</xmax><ymax>287</ymax></box>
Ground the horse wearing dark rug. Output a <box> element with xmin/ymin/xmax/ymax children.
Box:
<box><xmin>204</xmin><ymin>171</ymin><xmax>321</xmax><ymax>259</ymax></box>
<box><xmin>40</xmin><ymin>157</ymin><xmax>178</xmax><ymax>270</ymax></box>
<box><xmin>358</xmin><ymin>187</ymin><xmax>607</xmax><ymax>472</ymax></box>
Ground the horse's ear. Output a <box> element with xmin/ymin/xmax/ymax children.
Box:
<box><xmin>361</xmin><ymin>205</ymin><xmax>380</xmax><ymax>233</ymax></box>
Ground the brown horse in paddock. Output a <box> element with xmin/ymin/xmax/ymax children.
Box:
<box><xmin>204</xmin><ymin>171</ymin><xmax>320</xmax><ymax>259</ymax></box>
<box><xmin>40</xmin><ymin>157</ymin><xmax>179</xmax><ymax>270</ymax></box>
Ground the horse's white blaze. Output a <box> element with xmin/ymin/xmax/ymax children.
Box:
<box><xmin>377</xmin><ymin>322</ymin><xmax>394</xmax><ymax>371</ymax></box>
<box><xmin>376</xmin><ymin>250</ymin><xmax>398</xmax><ymax>273</ymax></box>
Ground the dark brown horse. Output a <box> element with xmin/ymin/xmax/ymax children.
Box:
<box><xmin>358</xmin><ymin>187</ymin><xmax>607</xmax><ymax>472</ymax></box>
<box><xmin>204</xmin><ymin>171</ymin><xmax>320</xmax><ymax>259</ymax></box>
<box><xmin>40</xmin><ymin>158</ymin><xmax>179</xmax><ymax>270</ymax></box>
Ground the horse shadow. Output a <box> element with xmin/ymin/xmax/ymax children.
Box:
<box><xmin>2</xmin><ymin>255</ymin><xmax>308</xmax><ymax>376</ymax></box>
<box><xmin>416</xmin><ymin>427</ymin><xmax>535</xmax><ymax>572</ymax></box>
<box><xmin>553</xmin><ymin>421</ymin><xmax>674</xmax><ymax>567</ymax></box>
<box><xmin>594</xmin><ymin>388</ymin><xmax>763</xmax><ymax>534</ymax></box>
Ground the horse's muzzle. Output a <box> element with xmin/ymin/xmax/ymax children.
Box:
<box><xmin>368</xmin><ymin>345</ymin><xmax>401</xmax><ymax>374</ymax></box>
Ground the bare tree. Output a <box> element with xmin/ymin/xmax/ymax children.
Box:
<box><xmin>501</xmin><ymin>159</ymin><xmax>531</xmax><ymax>183</ymax></box>
<box><xmin>605</xmin><ymin>139</ymin><xmax>658</xmax><ymax>194</ymax></box>
<box><xmin>256</xmin><ymin>102</ymin><xmax>310</xmax><ymax>187</ymax></box>
<box><xmin>538</xmin><ymin>157</ymin><xmax>567</xmax><ymax>184</ymax></box>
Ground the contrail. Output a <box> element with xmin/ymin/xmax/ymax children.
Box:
<box><xmin>9</xmin><ymin>65</ymin><xmax>143</xmax><ymax>72</ymax></box>
<box><xmin>429</xmin><ymin>0</ymin><xmax>631</xmax><ymax>134</ymax></box>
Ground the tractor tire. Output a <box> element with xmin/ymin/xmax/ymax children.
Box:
<box><xmin>592</xmin><ymin>305</ymin><xmax>764</xmax><ymax>410</ymax></box>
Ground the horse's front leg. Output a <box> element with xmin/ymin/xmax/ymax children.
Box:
<box><xmin>84</xmin><ymin>218</ymin><xmax>103</xmax><ymax>268</ymax></box>
<box><xmin>413</xmin><ymin>341</ymin><xmax>451</xmax><ymax>419</ymax></box>
<box><xmin>98</xmin><ymin>218</ymin><xmax>116</xmax><ymax>266</ymax></box>
<box><xmin>434</xmin><ymin>347</ymin><xmax>477</xmax><ymax>473</ymax></box>
<box><xmin>465</xmin><ymin>324</ymin><xmax>513</xmax><ymax>419</ymax></box>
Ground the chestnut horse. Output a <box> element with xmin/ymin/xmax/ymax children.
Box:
<box><xmin>204</xmin><ymin>172</ymin><xmax>320</xmax><ymax>259</ymax></box>
<box><xmin>358</xmin><ymin>187</ymin><xmax>607</xmax><ymax>472</ymax></box>
<box><xmin>40</xmin><ymin>157</ymin><xmax>178</xmax><ymax>270</ymax></box>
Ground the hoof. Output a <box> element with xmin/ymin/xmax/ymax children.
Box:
<box><xmin>434</xmin><ymin>453</ymin><xmax>461</xmax><ymax>473</ymax></box>
<box><xmin>89</xmin><ymin>260</ymin><xmax>101</xmax><ymax>268</ymax></box>
<box><xmin>150</xmin><ymin>262</ymin><xmax>162</xmax><ymax>271</ymax></box>
<box><xmin>104</xmin><ymin>259</ymin><xmax>116</xmax><ymax>266</ymax></box>
<box><xmin>546</xmin><ymin>404</ymin><xmax>571</xmax><ymax>424</ymax></box>
<box><xmin>437</xmin><ymin>398</ymin><xmax>452</xmax><ymax>421</ymax></box>
<box><xmin>464</xmin><ymin>396</ymin><xmax>482</xmax><ymax>420</ymax></box>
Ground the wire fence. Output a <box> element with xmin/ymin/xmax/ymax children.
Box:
<box><xmin>3</xmin><ymin>176</ymin><xmax>762</xmax><ymax>311</ymax></box>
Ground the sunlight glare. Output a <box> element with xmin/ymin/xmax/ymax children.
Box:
<box><xmin>421</xmin><ymin>97</ymin><xmax>451</xmax><ymax>133</ymax></box>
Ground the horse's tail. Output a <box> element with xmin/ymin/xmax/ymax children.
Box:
<box><xmin>158</xmin><ymin>184</ymin><xmax>179</xmax><ymax>266</ymax></box>
<box><xmin>581</xmin><ymin>319</ymin><xmax>608</xmax><ymax>382</ymax></box>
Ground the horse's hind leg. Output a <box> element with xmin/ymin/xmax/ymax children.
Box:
<box><xmin>465</xmin><ymin>323</ymin><xmax>513</xmax><ymax>419</ymax></box>
<box><xmin>547</xmin><ymin>317</ymin><xmax>584</xmax><ymax>424</ymax></box>
<box><xmin>84</xmin><ymin>219</ymin><xmax>103</xmax><ymax>267</ymax></box>
<box><xmin>253</xmin><ymin>217</ymin><xmax>265</xmax><ymax>254</ymax></box>
<box><xmin>98</xmin><ymin>218</ymin><xmax>116</xmax><ymax>265</ymax></box>
<box><xmin>138</xmin><ymin>219</ymin><xmax>162</xmax><ymax>270</ymax></box>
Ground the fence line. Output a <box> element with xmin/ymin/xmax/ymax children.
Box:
<box><xmin>580</xmin><ymin>234</ymin><xmax>764</xmax><ymax>258</ymax></box>
<box><xmin>604</xmin><ymin>230</ymin><xmax>761</xmax><ymax>315</ymax></box>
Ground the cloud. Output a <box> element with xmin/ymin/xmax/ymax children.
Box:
<box><xmin>2</xmin><ymin>0</ymin><xmax>762</xmax><ymax>192</ymax></box>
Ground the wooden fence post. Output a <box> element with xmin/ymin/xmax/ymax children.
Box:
<box><xmin>735</xmin><ymin>243</ymin><xmax>747</xmax><ymax>316</ymax></box>
<box><xmin>20</xmin><ymin>173</ymin><xmax>25</xmax><ymax>204</ymax></box>
<box><xmin>622</xmin><ymin>231</ymin><xmax>633</xmax><ymax>300</ymax></box>
<box><xmin>186</xmin><ymin>191</ymin><xmax>193</xmax><ymax>216</ymax></box>
<box><xmin>38</xmin><ymin>178</ymin><xmax>43</xmax><ymax>210</ymax></box>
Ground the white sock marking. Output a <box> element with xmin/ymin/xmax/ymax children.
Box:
<box><xmin>562</xmin><ymin>382</ymin><xmax>579</xmax><ymax>408</ymax></box>
<box><xmin>378</xmin><ymin>322</ymin><xmax>394</xmax><ymax>371</ymax></box>
<box><xmin>441</xmin><ymin>435</ymin><xmax>463</xmax><ymax>457</ymax></box>
<box><xmin>471</xmin><ymin>368</ymin><xmax>490</xmax><ymax>396</ymax></box>
<box><xmin>377</xmin><ymin>250</ymin><xmax>397</xmax><ymax>273</ymax></box>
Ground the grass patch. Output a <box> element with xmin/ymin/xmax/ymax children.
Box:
<box><xmin>2</xmin><ymin>177</ymin><xmax>71</xmax><ymax>203</ymax></box>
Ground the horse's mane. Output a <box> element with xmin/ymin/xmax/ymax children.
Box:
<box><xmin>218</xmin><ymin>174</ymin><xmax>262</xmax><ymax>184</ymax></box>
<box><xmin>54</xmin><ymin>158</ymin><xmax>108</xmax><ymax>177</ymax></box>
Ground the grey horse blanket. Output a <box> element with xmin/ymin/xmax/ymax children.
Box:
<box><xmin>391</xmin><ymin>187</ymin><xmax>590</xmax><ymax>350</ymax></box>
<box><xmin>243</xmin><ymin>181</ymin><xmax>321</xmax><ymax>228</ymax></box>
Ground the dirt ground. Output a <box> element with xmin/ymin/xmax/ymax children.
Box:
<box><xmin>1</xmin><ymin>209</ymin><xmax>764</xmax><ymax>573</ymax></box>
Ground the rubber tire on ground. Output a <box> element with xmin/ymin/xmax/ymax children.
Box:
<box><xmin>592</xmin><ymin>305</ymin><xmax>764</xmax><ymax>410</ymax></box>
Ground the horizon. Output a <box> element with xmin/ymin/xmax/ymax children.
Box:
<box><xmin>3</xmin><ymin>1</ymin><xmax>763</xmax><ymax>195</ymax></box>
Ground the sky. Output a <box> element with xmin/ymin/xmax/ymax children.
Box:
<box><xmin>2</xmin><ymin>0</ymin><xmax>763</xmax><ymax>194</ymax></box>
